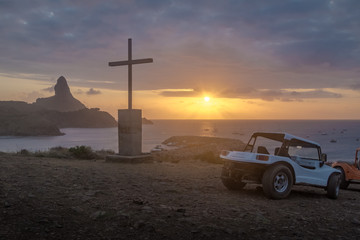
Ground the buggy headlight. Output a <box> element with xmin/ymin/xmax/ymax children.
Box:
<box><xmin>221</xmin><ymin>150</ymin><xmax>230</xmax><ymax>157</ymax></box>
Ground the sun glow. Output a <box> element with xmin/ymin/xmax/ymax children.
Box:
<box><xmin>204</xmin><ymin>96</ymin><xmax>210</xmax><ymax>102</ymax></box>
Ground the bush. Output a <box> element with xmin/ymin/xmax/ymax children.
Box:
<box><xmin>68</xmin><ymin>146</ymin><xmax>97</xmax><ymax>160</ymax></box>
<box><xmin>18</xmin><ymin>149</ymin><xmax>30</xmax><ymax>156</ymax></box>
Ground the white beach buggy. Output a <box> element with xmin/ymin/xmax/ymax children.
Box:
<box><xmin>220</xmin><ymin>132</ymin><xmax>341</xmax><ymax>199</ymax></box>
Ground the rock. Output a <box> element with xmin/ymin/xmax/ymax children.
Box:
<box><xmin>35</xmin><ymin>76</ymin><xmax>86</xmax><ymax>112</ymax></box>
<box><xmin>28</xmin><ymin>193</ymin><xmax>35</xmax><ymax>198</ymax></box>
<box><xmin>141</xmin><ymin>206</ymin><xmax>154</xmax><ymax>213</ymax></box>
<box><xmin>176</xmin><ymin>208</ymin><xmax>186</xmax><ymax>213</ymax></box>
<box><xmin>91</xmin><ymin>210</ymin><xmax>106</xmax><ymax>220</ymax></box>
<box><xmin>133</xmin><ymin>220</ymin><xmax>145</xmax><ymax>229</ymax></box>
<box><xmin>142</xmin><ymin>117</ymin><xmax>153</xmax><ymax>125</ymax></box>
<box><xmin>133</xmin><ymin>199</ymin><xmax>145</xmax><ymax>205</ymax></box>
<box><xmin>71</xmin><ymin>206</ymin><xmax>84</xmax><ymax>214</ymax></box>
<box><xmin>351</xmin><ymin>217</ymin><xmax>360</xmax><ymax>225</ymax></box>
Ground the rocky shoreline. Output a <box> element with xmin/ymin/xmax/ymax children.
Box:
<box><xmin>1</xmin><ymin>136</ymin><xmax>360</xmax><ymax>239</ymax></box>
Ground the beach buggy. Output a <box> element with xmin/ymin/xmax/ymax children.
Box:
<box><xmin>332</xmin><ymin>147</ymin><xmax>360</xmax><ymax>189</ymax></box>
<box><xmin>220</xmin><ymin>132</ymin><xmax>341</xmax><ymax>199</ymax></box>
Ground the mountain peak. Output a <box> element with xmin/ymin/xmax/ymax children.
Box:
<box><xmin>34</xmin><ymin>76</ymin><xmax>86</xmax><ymax>112</ymax></box>
<box><xmin>54</xmin><ymin>76</ymin><xmax>71</xmax><ymax>97</ymax></box>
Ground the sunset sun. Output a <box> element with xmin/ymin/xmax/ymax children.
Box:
<box><xmin>204</xmin><ymin>96</ymin><xmax>210</xmax><ymax>102</ymax></box>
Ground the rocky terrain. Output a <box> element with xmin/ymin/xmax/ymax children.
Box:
<box><xmin>1</xmin><ymin>136</ymin><xmax>360</xmax><ymax>239</ymax></box>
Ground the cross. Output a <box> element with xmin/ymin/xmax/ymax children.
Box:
<box><xmin>109</xmin><ymin>38</ymin><xmax>153</xmax><ymax>110</ymax></box>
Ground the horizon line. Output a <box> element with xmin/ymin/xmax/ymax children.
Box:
<box><xmin>147</xmin><ymin>118</ymin><xmax>360</xmax><ymax>121</ymax></box>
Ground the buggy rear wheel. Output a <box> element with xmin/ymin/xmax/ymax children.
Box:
<box><xmin>221</xmin><ymin>167</ymin><xmax>246</xmax><ymax>190</ymax></box>
<box><xmin>262</xmin><ymin>164</ymin><xmax>293</xmax><ymax>199</ymax></box>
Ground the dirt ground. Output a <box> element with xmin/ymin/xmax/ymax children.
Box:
<box><xmin>1</xmin><ymin>154</ymin><xmax>360</xmax><ymax>240</ymax></box>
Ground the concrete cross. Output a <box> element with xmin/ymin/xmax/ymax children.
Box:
<box><xmin>109</xmin><ymin>38</ymin><xmax>153</xmax><ymax>110</ymax></box>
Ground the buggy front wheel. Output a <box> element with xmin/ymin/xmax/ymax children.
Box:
<box><xmin>327</xmin><ymin>173</ymin><xmax>340</xmax><ymax>199</ymax></box>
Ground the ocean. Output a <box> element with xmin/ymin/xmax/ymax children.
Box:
<box><xmin>0</xmin><ymin>120</ymin><xmax>360</xmax><ymax>162</ymax></box>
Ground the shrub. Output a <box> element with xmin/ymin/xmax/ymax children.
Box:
<box><xmin>68</xmin><ymin>145</ymin><xmax>97</xmax><ymax>160</ymax></box>
<box><xmin>18</xmin><ymin>149</ymin><xmax>30</xmax><ymax>156</ymax></box>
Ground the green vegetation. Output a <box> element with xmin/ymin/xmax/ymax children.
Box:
<box><xmin>68</xmin><ymin>146</ymin><xmax>97</xmax><ymax>159</ymax></box>
<box><xmin>14</xmin><ymin>146</ymin><xmax>115</xmax><ymax>160</ymax></box>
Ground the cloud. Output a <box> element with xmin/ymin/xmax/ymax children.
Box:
<box><xmin>159</xmin><ymin>89</ymin><xmax>198</xmax><ymax>97</ymax></box>
<box><xmin>257</xmin><ymin>89</ymin><xmax>342</xmax><ymax>102</ymax></box>
<box><xmin>86</xmin><ymin>88</ymin><xmax>101</xmax><ymax>95</ymax></box>
<box><xmin>14</xmin><ymin>91</ymin><xmax>45</xmax><ymax>103</ymax></box>
<box><xmin>350</xmin><ymin>82</ymin><xmax>360</xmax><ymax>90</ymax></box>
<box><xmin>158</xmin><ymin>87</ymin><xmax>342</xmax><ymax>102</ymax></box>
<box><xmin>42</xmin><ymin>86</ymin><xmax>54</xmax><ymax>92</ymax></box>
<box><xmin>0</xmin><ymin>0</ymin><xmax>359</xmax><ymax>93</ymax></box>
<box><xmin>74</xmin><ymin>89</ymin><xmax>84</xmax><ymax>95</ymax></box>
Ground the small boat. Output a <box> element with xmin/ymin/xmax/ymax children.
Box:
<box><xmin>330</xmin><ymin>139</ymin><xmax>337</xmax><ymax>143</ymax></box>
<box><xmin>151</xmin><ymin>145</ymin><xmax>164</xmax><ymax>152</ymax></box>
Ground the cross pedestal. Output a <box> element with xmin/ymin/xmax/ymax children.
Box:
<box><xmin>106</xmin><ymin>109</ymin><xmax>152</xmax><ymax>163</ymax></box>
<box><xmin>105</xmin><ymin>38</ymin><xmax>153</xmax><ymax>163</ymax></box>
<box><xmin>118</xmin><ymin>109</ymin><xmax>142</xmax><ymax>156</ymax></box>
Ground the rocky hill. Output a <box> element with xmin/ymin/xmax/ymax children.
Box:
<box><xmin>0</xmin><ymin>101</ymin><xmax>117</xmax><ymax>136</ymax></box>
<box><xmin>0</xmin><ymin>101</ymin><xmax>63</xmax><ymax>136</ymax></box>
<box><xmin>43</xmin><ymin>108</ymin><xmax>117</xmax><ymax>128</ymax></box>
<box><xmin>34</xmin><ymin>76</ymin><xmax>86</xmax><ymax>112</ymax></box>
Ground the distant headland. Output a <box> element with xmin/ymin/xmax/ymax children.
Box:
<box><xmin>0</xmin><ymin>76</ymin><xmax>152</xmax><ymax>136</ymax></box>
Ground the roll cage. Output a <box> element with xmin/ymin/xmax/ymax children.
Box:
<box><xmin>244</xmin><ymin>132</ymin><xmax>322</xmax><ymax>161</ymax></box>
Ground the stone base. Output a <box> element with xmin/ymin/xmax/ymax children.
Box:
<box><xmin>118</xmin><ymin>109</ymin><xmax>142</xmax><ymax>156</ymax></box>
<box><xmin>105</xmin><ymin>153</ymin><xmax>153</xmax><ymax>164</ymax></box>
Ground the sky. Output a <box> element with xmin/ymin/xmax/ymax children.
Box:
<box><xmin>1</xmin><ymin>0</ymin><xmax>360</xmax><ymax>119</ymax></box>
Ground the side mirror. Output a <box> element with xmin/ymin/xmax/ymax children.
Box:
<box><xmin>321</xmin><ymin>153</ymin><xmax>327</xmax><ymax>162</ymax></box>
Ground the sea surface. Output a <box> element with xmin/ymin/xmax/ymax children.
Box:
<box><xmin>1</xmin><ymin>120</ymin><xmax>360</xmax><ymax>162</ymax></box>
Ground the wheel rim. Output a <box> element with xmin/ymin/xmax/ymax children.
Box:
<box><xmin>273</xmin><ymin>172</ymin><xmax>289</xmax><ymax>193</ymax></box>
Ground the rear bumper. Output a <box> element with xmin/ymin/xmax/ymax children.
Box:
<box><xmin>222</xmin><ymin>160</ymin><xmax>267</xmax><ymax>183</ymax></box>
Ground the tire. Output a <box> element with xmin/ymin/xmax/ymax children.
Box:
<box><xmin>334</xmin><ymin>167</ymin><xmax>349</xmax><ymax>189</ymax></box>
<box><xmin>221</xmin><ymin>167</ymin><xmax>246</xmax><ymax>191</ymax></box>
<box><xmin>262</xmin><ymin>164</ymin><xmax>293</xmax><ymax>199</ymax></box>
<box><xmin>327</xmin><ymin>173</ymin><xmax>340</xmax><ymax>199</ymax></box>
